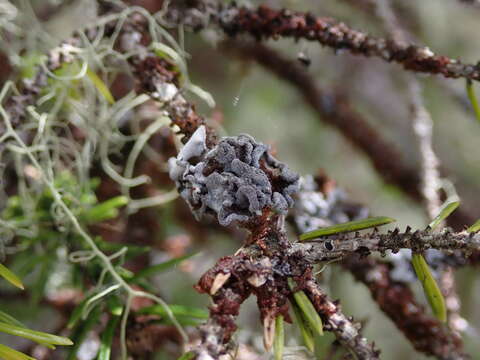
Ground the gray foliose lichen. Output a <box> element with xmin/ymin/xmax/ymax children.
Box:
<box><xmin>292</xmin><ymin>175</ymin><xmax>369</xmax><ymax>233</ymax></box>
<box><xmin>169</xmin><ymin>126</ymin><xmax>299</xmax><ymax>226</ymax></box>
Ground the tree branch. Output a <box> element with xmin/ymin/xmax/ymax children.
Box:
<box><xmin>304</xmin><ymin>278</ymin><xmax>381</xmax><ymax>360</ymax></box>
<box><xmin>289</xmin><ymin>227</ymin><xmax>479</xmax><ymax>263</ymax></box>
<box><xmin>217</xmin><ymin>4</ymin><xmax>480</xmax><ymax>82</ymax></box>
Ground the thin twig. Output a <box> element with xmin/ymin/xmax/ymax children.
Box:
<box><xmin>304</xmin><ymin>279</ymin><xmax>380</xmax><ymax>360</ymax></box>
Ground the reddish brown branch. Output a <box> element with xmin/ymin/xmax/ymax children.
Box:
<box><xmin>457</xmin><ymin>0</ymin><xmax>480</xmax><ymax>7</ymax></box>
<box><xmin>0</xmin><ymin>53</ymin><xmax>12</xmax><ymax>86</ymax></box>
<box><xmin>194</xmin><ymin>255</ymin><xmax>253</xmax><ymax>357</ymax></box>
<box><xmin>344</xmin><ymin>256</ymin><xmax>464</xmax><ymax>359</ymax></box>
<box><xmin>218</xmin><ymin>5</ymin><xmax>480</xmax><ymax>82</ymax></box>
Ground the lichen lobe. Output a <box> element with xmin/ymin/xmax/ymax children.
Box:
<box><xmin>169</xmin><ymin>126</ymin><xmax>299</xmax><ymax>226</ymax></box>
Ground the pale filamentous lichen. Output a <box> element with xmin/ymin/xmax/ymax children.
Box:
<box><xmin>169</xmin><ymin>126</ymin><xmax>299</xmax><ymax>226</ymax></box>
